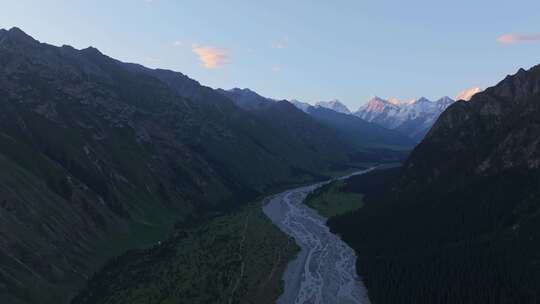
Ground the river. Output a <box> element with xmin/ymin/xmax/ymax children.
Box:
<box><xmin>263</xmin><ymin>169</ymin><xmax>372</xmax><ymax>304</ymax></box>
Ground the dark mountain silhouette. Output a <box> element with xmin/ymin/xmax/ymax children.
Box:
<box><xmin>329</xmin><ymin>65</ymin><xmax>540</xmax><ymax>303</ymax></box>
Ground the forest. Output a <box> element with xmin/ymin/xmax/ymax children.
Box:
<box><xmin>328</xmin><ymin>168</ymin><xmax>540</xmax><ymax>304</ymax></box>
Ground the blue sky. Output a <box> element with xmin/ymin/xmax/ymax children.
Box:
<box><xmin>1</xmin><ymin>0</ymin><xmax>540</xmax><ymax>110</ymax></box>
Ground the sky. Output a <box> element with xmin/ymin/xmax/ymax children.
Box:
<box><xmin>1</xmin><ymin>0</ymin><xmax>540</xmax><ymax>110</ymax></box>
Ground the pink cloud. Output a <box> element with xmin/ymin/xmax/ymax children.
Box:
<box><xmin>272</xmin><ymin>41</ymin><xmax>287</xmax><ymax>49</ymax></box>
<box><xmin>497</xmin><ymin>32</ymin><xmax>540</xmax><ymax>44</ymax></box>
<box><xmin>271</xmin><ymin>64</ymin><xmax>281</xmax><ymax>72</ymax></box>
<box><xmin>272</xmin><ymin>37</ymin><xmax>289</xmax><ymax>49</ymax></box>
<box><xmin>191</xmin><ymin>45</ymin><xmax>231</xmax><ymax>69</ymax></box>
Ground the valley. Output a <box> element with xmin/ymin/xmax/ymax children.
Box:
<box><xmin>0</xmin><ymin>28</ymin><xmax>411</xmax><ymax>303</ymax></box>
<box><xmin>263</xmin><ymin>169</ymin><xmax>373</xmax><ymax>304</ymax></box>
<box><xmin>2</xmin><ymin>6</ymin><xmax>540</xmax><ymax>302</ymax></box>
<box><xmin>75</xmin><ymin>170</ymin><xmax>374</xmax><ymax>304</ymax></box>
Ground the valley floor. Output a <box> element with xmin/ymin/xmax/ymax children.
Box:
<box><xmin>263</xmin><ymin>170</ymin><xmax>372</xmax><ymax>304</ymax></box>
<box><xmin>72</xmin><ymin>202</ymin><xmax>299</xmax><ymax>304</ymax></box>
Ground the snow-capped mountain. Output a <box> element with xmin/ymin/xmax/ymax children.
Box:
<box><xmin>355</xmin><ymin>96</ymin><xmax>456</xmax><ymax>142</ymax></box>
<box><xmin>217</xmin><ymin>88</ymin><xmax>413</xmax><ymax>149</ymax></box>
<box><xmin>357</xmin><ymin>96</ymin><xmax>400</xmax><ymax>128</ymax></box>
<box><xmin>290</xmin><ymin>99</ymin><xmax>312</xmax><ymax>112</ymax></box>
<box><xmin>315</xmin><ymin>99</ymin><xmax>351</xmax><ymax>114</ymax></box>
<box><xmin>456</xmin><ymin>87</ymin><xmax>482</xmax><ymax>101</ymax></box>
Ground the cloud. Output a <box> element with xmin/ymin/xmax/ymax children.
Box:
<box><xmin>272</xmin><ymin>37</ymin><xmax>289</xmax><ymax>49</ymax></box>
<box><xmin>192</xmin><ymin>45</ymin><xmax>231</xmax><ymax>69</ymax></box>
<box><xmin>173</xmin><ymin>41</ymin><xmax>184</xmax><ymax>47</ymax></box>
<box><xmin>272</xmin><ymin>41</ymin><xmax>287</xmax><ymax>49</ymax></box>
<box><xmin>271</xmin><ymin>65</ymin><xmax>281</xmax><ymax>72</ymax></box>
<box><xmin>497</xmin><ymin>32</ymin><xmax>540</xmax><ymax>44</ymax></box>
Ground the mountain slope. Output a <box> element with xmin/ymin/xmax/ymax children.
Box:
<box><xmin>220</xmin><ymin>88</ymin><xmax>413</xmax><ymax>159</ymax></box>
<box><xmin>73</xmin><ymin>204</ymin><xmax>299</xmax><ymax>304</ymax></box>
<box><xmin>217</xmin><ymin>88</ymin><xmax>352</xmax><ymax>167</ymax></box>
<box><xmin>329</xmin><ymin>65</ymin><xmax>540</xmax><ymax>304</ymax></box>
<box><xmin>306</xmin><ymin>106</ymin><xmax>415</xmax><ymax>150</ymax></box>
<box><xmin>0</xmin><ymin>27</ymin><xmax>354</xmax><ymax>304</ymax></box>
<box><xmin>215</xmin><ymin>88</ymin><xmax>270</xmax><ymax>111</ymax></box>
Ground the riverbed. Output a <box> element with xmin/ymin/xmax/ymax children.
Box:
<box><xmin>262</xmin><ymin>170</ymin><xmax>372</xmax><ymax>304</ymax></box>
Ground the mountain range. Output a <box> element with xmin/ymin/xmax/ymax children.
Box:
<box><xmin>3</xmin><ymin>25</ymin><xmax>530</xmax><ymax>304</ymax></box>
<box><xmin>0</xmin><ymin>28</ymin><xmax>413</xmax><ymax>304</ymax></box>
<box><xmin>291</xmin><ymin>91</ymin><xmax>482</xmax><ymax>142</ymax></box>
<box><xmin>219</xmin><ymin>88</ymin><xmax>415</xmax><ymax>151</ymax></box>
<box><xmin>355</xmin><ymin>96</ymin><xmax>457</xmax><ymax>141</ymax></box>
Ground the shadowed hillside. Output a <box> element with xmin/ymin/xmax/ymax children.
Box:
<box><xmin>329</xmin><ymin>65</ymin><xmax>540</xmax><ymax>304</ymax></box>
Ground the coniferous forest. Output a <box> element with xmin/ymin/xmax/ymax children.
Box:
<box><xmin>329</xmin><ymin>168</ymin><xmax>540</xmax><ymax>304</ymax></box>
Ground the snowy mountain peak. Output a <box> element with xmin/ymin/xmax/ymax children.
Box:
<box><xmin>290</xmin><ymin>99</ymin><xmax>312</xmax><ymax>112</ymax></box>
<box><xmin>315</xmin><ymin>99</ymin><xmax>351</xmax><ymax>114</ymax></box>
<box><xmin>368</xmin><ymin>96</ymin><xmax>393</xmax><ymax>105</ymax></box>
<box><xmin>436</xmin><ymin>96</ymin><xmax>454</xmax><ymax>106</ymax></box>
<box><xmin>371</xmin><ymin>96</ymin><xmax>387</xmax><ymax>102</ymax></box>
<box><xmin>387</xmin><ymin>97</ymin><xmax>402</xmax><ymax>105</ymax></box>
<box><xmin>437</xmin><ymin>96</ymin><xmax>453</xmax><ymax>102</ymax></box>
<box><xmin>387</xmin><ymin>97</ymin><xmax>417</xmax><ymax>106</ymax></box>
<box><xmin>362</xmin><ymin>97</ymin><xmax>398</xmax><ymax>113</ymax></box>
<box><xmin>355</xmin><ymin>95</ymin><xmax>457</xmax><ymax>142</ymax></box>
<box><xmin>455</xmin><ymin>87</ymin><xmax>482</xmax><ymax>101</ymax></box>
